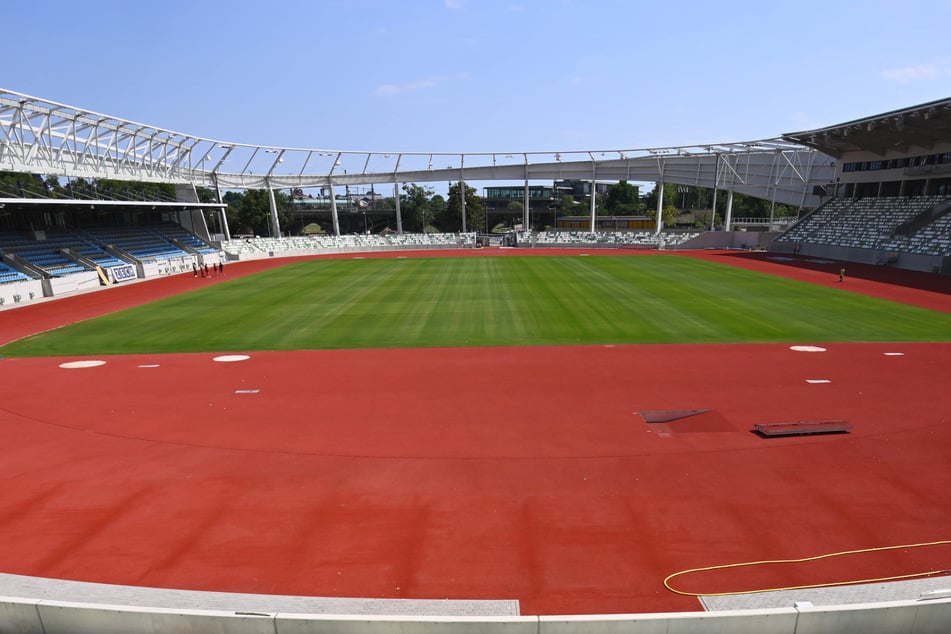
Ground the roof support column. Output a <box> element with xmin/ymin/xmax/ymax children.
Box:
<box><xmin>724</xmin><ymin>188</ymin><xmax>734</xmax><ymax>231</ymax></box>
<box><xmin>212</xmin><ymin>174</ymin><xmax>231</xmax><ymax>241</ymax></box>
<box><xmin>523</xmin><ymin>155</ymin><xmax>530</xmax><ymax>230</ymax></box>
<box><xmin>460</xmin><ymin>157</ymin><xmax>467</xmax><ymax>234</ymax></box>
<box><xmin>523</xmin><ymin>172</ymin><xmax>530</xmax><ymax>230</ymax></box>
<box><xmin>654</xmin><ymin>157</ymin><xmax>665</xmax><ymax>234</ymax></box>
<box><xmin>328</xmin><ymin>178</ymin><xmax>341</xmax><ymax>236</ymax></box>
<box><xmin>769</xmin><ymin>186</ymin><xmax>777</xmax><ymax>230</ymax></box>
<box><xmin>767</xmin><ymin>152</ymin><xmax>778</xmax><ymax>230</ymax></box>
<box><xmin>265</xmin><ymin>178</ymin><xmax>282</xmax><ymax>238</ymax></box>
<box><xmin>394</xmin><ymin>181</ymin><xmax>403</xmax><ymax>234</ymax></box>
<box><xmin>589</xmin><ymin>180</ymin><xmax>597</xmax><ymax>233</ymax></box>
<box><xmin>459</xmin><ymin>180</ymin><xmax>467</xmax><ymax>233</ymax></box>
<box><xmin>219</xmin><ymin>208</ymin><xmax>232</xmax><ymax>242</ymax></box>
<box><xmin>710</xmin><ymin>154</ymin><xmax>720</xmax><ymax>231</ymax></box>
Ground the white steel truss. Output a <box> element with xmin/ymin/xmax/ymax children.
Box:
<box><xmin>0</xmin><ymin>88</ymin><xmax>835</xmax><ymax>208</ymax></box>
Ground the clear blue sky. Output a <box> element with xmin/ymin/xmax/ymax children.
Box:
<box><xmin>6</xmin><ymin>0</ymin><xmax>950</xmax><ymax>155</ymax></box>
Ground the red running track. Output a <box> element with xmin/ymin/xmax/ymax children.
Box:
<box><xmin>0</xmin><ymin>249</ymin><xmax>949</xmax><ymax>615</ymax></box>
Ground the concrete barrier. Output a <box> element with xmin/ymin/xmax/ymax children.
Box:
<box><xmin>275</xmin><ymin>614</ymin><xmax>538</xmax><ymax>634</ymax></box>
<box><xmin>1</xmin><ymin>593</ymin><xmax>949</xmax><ymax>633</ymax></box>
<box><xmin>540</xmin><ymin>609</ymin><xmax>800</xmax><ymax>633</ymax></box>
<box><xmin>34</xmin><ymin>600</ymin><xmax>276</xmax><ymax>634</ymax></box>
<box><xmin>793</xmin><ymin>598</ymin><xmax>951</xmax><ymax>634</ymax></box>
<box><xmin>0</xmin><ymin>595</ymin><xmax>43</xmax><ymax>634</ymax></box>
<box><xmin>0</xmin><ymin>279</ymin><xmax>43</xmax><ymax>308</ymax></box>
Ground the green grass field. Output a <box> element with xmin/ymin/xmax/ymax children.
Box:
<box><xmin>3</xmin><ymin>255</ymin><xmax>950</xmax><ymax>356</ymax></box>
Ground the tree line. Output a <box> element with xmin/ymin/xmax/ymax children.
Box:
<box><xmin>0</xmin><ymin>172</ymin><xmax>176</xmax><ymax>202</ymax></box>
<box><xmin>0</xmin><ymin>171</ymin><xmax>797</xmax><ymax>236</ymax></box>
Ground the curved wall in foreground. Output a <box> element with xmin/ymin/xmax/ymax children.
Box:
<box><xmin>2</xmin><ymin>593</ymin><xmax>950</xmax><ymax>634</ymax></box>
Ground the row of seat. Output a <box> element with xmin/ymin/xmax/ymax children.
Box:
<box><xmin>524</xmin><ymin>230</ymin><xmax>701</xmax><ymax>247</ymax></box>
<box><xmin>81</xmin><ymin>225</ymin><xmax>191</xmax><ymax>261</ymax></box>
<box><xmin>778</xmin><ymin>195</ymin><xmax>951</xmax><ymax>256</ymax></box>
<box><xmin>157</xmin><ymin>222</ymin><xmax>219</xmax><ymax>254</ymax></box>
<box><xmin>0</xmin><ymin>224</ymin><xmax>216</xmax><ymax>281</ymax></box>
<box><xmin>0</xmin><ymin>262</ymin><xmax>30</xmax><ymax>283</ymax></box>
<box><xmin>220</xmin><ymin>233</ymin><xmax>476</xmax><ymax>257</ymax></box>
<box><xmin>881</xmin><ymin>214</ymin><xmax>951</xmax><ymax>256</ymax></box>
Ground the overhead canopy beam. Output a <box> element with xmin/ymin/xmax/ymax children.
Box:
<box><xmin>0</xmin><ymin>87</ymin><xmax>834</xmax><ymax>208</ymax></box>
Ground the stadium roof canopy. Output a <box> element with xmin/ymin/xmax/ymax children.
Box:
<box><xmin>0</xmin><ymin>87</ymin><xmax>835</xmax><ymax>208</ymax></box>
<box><xmin>783</xmin><ymin>97</ymin><xmax>951</xmax><ymax>158</ymax></box>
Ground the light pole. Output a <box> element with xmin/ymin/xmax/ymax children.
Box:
<box><xmin>483</xmin><ymin>187</ymin><xmax>488</xmax><ymax>243</ymax></box>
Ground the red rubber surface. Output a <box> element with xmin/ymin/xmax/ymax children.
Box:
<box><xmin>1</xmin><ymin>249</ymin><xmax>949</xmax><ymax>615</ymax></box>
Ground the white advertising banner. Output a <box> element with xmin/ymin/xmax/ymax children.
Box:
<box><xmin>110</xmin><ymin>264</ymin><xmax>137</xmax><ymax>283</ymax></box>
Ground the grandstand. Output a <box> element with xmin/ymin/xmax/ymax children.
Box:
<box><xmin>219</xmin><ymin>232</ymin><xmax>476</xmax><ymax>260</ymax></box>
<box><xmin>0</xmin><ymin>221</ymin><xmax>223</xmax><ymax>306</ymax></box>
<box><xmin>779</xmin><ymin>98</ymin><xmax>951</xmax><ymax>273</ymax></box>
<box><xmin>775</xmin><ymin>195</ymin><xmax>951</xmax><ymax>267</ymax></box>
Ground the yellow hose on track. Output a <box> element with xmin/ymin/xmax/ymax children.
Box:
<box><xmin>664</xmin><ymin>539</ymin><xmax>951</xmax><ymax>597</ymax></box>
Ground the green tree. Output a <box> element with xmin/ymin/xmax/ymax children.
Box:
<box><xmin>672</xmin><ymin>185</ymin><xmax>709</xmax><ymax>210</ymax></box>
<box><xmin>604</xmin><ymin>180</ymin><xmax>641</xmax><ymax>214</ymax></box>
<box><xmin>0</xmin><ymin>172</ymin><xmax>51</xmax><ymax>198</ymax></box>
<box><xmin>401</xmin><ymin>183</ymin><xmax>436</xmax><ymax>232</ymax></box>
<box><xmin>501</xmin><ymin>199</ymin><xmax>523</xmax><ymax>231</ymax></box>
<box><xmin>440</xmin><ymin>183</ymin><xmax>484</xmax><ymax>232</ymax></box>
<box><xmin>66</xmin><ymin>177</ymin><xmax>96</xmax><ymax>199</ymax></box>
<box><xmin>643</xmin><ymin>183</ymin><xmax>676</xmax><ymax>212</ymax></box>
<box><xmin>718</xmin><ymin>191</ymin><xmax>796</xmax><ymax>218</ymax></box>
<box><xmin>224</xmin><ymin>189</ymin><xmax>290</xmax><ymax>236</ymax></box>
<box><xmin>642</xmin><ymin>183</ymin><xmax>678</xmax><ymax>227</ymax></box>
<box><xmin>44</xmin><ymin>175</ymin><xmax>67</xmax><ymax>199</ymax></box>
<box><xmin>644</xmin><ymin>205</ymin><xmax>678</xmax><ymax>227</ymax></box>
<box><xmin>558</xmin><ymin>194</ymin><xmax>578</xmax><ymax>215</ymax></box>
<box><xmin>428</xmin><ymin>194</ymin><xmax>446</xmax><ymax>232</ymax></box>
<box><xmin>196</xmin><ymin>187</ymin><xmax>218</xmax><ymax>204</ymax></box>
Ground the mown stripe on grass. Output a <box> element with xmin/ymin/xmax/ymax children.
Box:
<box><xmin>1</xmin><ymin>255</ymin><xmax>949</xmax><ymax>356</ymax></box>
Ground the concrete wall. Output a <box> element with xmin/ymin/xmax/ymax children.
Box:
<box><xmin>46</xmin><ymin>271</ymin><xmax>100</xmax><ymax>296</ymax></box>
<box><xmin>1</xmin><ymin>594</ymin><xmax>948</xmax><ymax>634</ymax></box>
<box><xmin>0</xmin><ymin>279</ymin><xmax>43</xmax><ymax>309</ymax></box>
<box><xmin>768</xmin><ymin>240</ymin><xmax>946</xmax><ymax>273</ymax></box>
<box><xmin>679</xmin><ymin>230</ymin><xmax>778</xmax><ymax>251</ymax></box>
<box><xmin>141</xmin><ymin>256</ymin><xmax>198</xmax><ymax>278</ymax></box>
